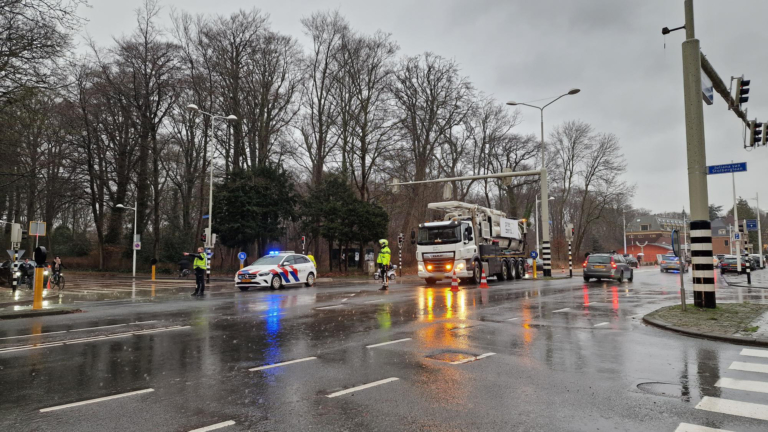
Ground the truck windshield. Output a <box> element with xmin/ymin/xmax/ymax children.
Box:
<box><xmin>418</xmin><ymin>226</ymin><xmax>462</xmax><ymax>245</ymax></box>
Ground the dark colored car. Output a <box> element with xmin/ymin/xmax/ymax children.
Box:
<box><xmin>720</xmin><ymin>256</ymin><xmax>750</xmax><ymax>274</ymax></box>
<box><xmin>624</xmin><ymin>256</ymin><xmax>639</xmax><ymax>268</ymax></box>
<box><xmin>583</xmin><ymin>253</ymin><xmax>634</xmax><ymax>282</ymax></box>
<box><xmin>660</xmin><ymin>255</ymin><xmax>688</xmax><ymax>273</ymax></box>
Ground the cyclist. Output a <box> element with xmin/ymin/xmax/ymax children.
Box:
<box><xmin>178</xmin><ymin>258</ymin><xmax>191</xmax><ymax>278</ymax></box>
<box><xmin>18</xmin><ymin>258</ymin><xmax>34</xmax><ymax>288</ymax></box>
<box><xmin>52</xmin><ymin>256</ymin><xmax>64</xmax><ymax>278</ymax></box>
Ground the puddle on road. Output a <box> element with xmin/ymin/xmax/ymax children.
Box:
<box><xmin>426</xmin><ymin>351</ymin><xmax>476</xmax><ymax>363</ymax></box>
<box><xmin>637</xmin><ymin>381</ymin><xmax>689</xmax><ymax>401</ymax></box>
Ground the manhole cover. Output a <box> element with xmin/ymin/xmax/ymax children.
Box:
<box><xmin>637</xmin><ymin>382</ymin><xmax>688</xmax><ymax>400</ymax></box>
<box><xmin>426</xmin><ymin>352</ymin><xmax>476</xmax><ymax>363</ymax></box>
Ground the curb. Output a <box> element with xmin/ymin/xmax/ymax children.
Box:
<box><xmin>643</xmin><ymin>315</ymin><xmax>768</xmax><ymax>347</ymax></box>
<box><xmin>0</xmin><ymin>308</ymin><xmax>81</xmax><ymax>320</ymax></box>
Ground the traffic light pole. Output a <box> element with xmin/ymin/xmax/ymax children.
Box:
<box><xmin>731</xmin><ymin>165</ymin><xmax>741</xmax><ymax>274</ymax></box>
<box><xmin>681</xmin><ymin>0</ymin><xmax>715</xmax><ymax>308</ymax></box>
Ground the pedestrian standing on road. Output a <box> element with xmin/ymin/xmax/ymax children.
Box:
<box><xmin>183</xmin><ymin>247</ymin><xmax>207</xmax><ymax>297</ymax></box>
<box><xmin>377</xmin><ymin>239</ymin><xmax>391</xmax><ymax>291</ymax></box>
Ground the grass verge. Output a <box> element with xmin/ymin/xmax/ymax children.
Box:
<box><xmin>646</xmin><ymin>303</ymin><xmax>768</xmax><ymax>336</ymax></box>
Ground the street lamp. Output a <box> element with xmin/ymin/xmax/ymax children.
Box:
<box><xmin>186</xmin><ymin>104</ymin><xmax>238</xmax><ymax>280</ymax></box>
<box><xmin>750</xmin><ymin>194</ymin><xmax>763</xmax><ymax>268</ymax></box>
<box><xmin>116</xmin><ymin>203</ymin><xmax>138</xmax><ymax>278</ymax></box>
<box><xmin>507</xmin><ymin>88</ymin><xmax>580</xmax><ymax>276</ymax></box>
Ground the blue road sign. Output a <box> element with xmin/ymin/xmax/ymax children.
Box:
<box><xmin>202</xmin><ymin>214</ymin><xmax>209</xmax><ymax>219</ymax></box>
<box><xmin>530</xmin><ymin>250</ymin><xmax>538</xmax><ymax>259</ymax></box>
<box><xmin>734</xmin><ymin>233</ymin><xmax>741</xmax><ymax>241</ymax></box>
<box><xmin>238</xmin><ymin>252</ymin><xmax>247</xmax><ymax>261</ymax></box>
<box><xmin>707</xmin><ymin>162</ymin><xmax>747</xmax><ymax>175</ymax></box>
<box><xmin>746</xmin><ymin>219</ymin><xmax>758</xmax><ymax>231</ymax></box>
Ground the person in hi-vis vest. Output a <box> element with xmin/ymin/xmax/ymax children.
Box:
<box><xmin>184</xmin><ymin>247</ymin><xmax>207</xmax><ymax>297</ymax></box>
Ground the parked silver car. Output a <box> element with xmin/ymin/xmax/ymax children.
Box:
<box><xmin>660</xmin><ymin>254</ymin><xmax>688</xmax><ymax>273</ymax></box>
<box><xmin>583</xmin><ymin>253</ymin><xmax>634</xmax><ymax>282</ymax></box>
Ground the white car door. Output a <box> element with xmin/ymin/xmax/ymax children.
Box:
<box><xmin>295</xmin><ymin>255</ymin><xmax>313</xmax><ymax>282</ymax></box>
<box><xmin>280</xmin><ymin>255</ymin><xmax>300</xmax><ymax>284</ymax></box>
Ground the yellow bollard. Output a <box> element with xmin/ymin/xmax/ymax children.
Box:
<box><xmin>240</xmin><ymin>262</ymin><xmax>244</xmax><ymax>270</ymax></box>
<box><xmin>533</xmin><ymin>260</ymin><xmax>537</xmax><ymax>279</ymax></box>
<box><xmin>152</xmin><ymin>265</ymin><xmax>156</xmax><ymax>281</ymax></box>
<box><xmin>33</xmin><ymin>267</ymin><xmax>45</xmax><ymax>310</ymax></box>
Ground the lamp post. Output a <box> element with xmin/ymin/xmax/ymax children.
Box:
<box><xmin>116</xmin><ymin>203</ymin><xmax>137</xmax><ymax>278</ymax></box>
<box><xmin>534</xmin><ymin>196</ymin><xmax>555</xmax><ymax>256</ymax></box>
<box><xmin>623</xmin><ymin>210</ymin><xmax>627</xmax><ymax>255</ymax></box>
<box><xmin>507</xmin><ymin>88</ymin><xmax>580</xmax><ymax>277</ymax></box>
<box><xmin>751</xmin><ymin>194</ymin><xmax>763</xmax><ymax>268</ymax></box>
<box><xmin>185</xmin><ymin>104</ymin><xmax>238</xmax><ymax>280</ymax></box>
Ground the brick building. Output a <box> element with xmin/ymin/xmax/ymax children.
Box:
<box><xmin>623</xmin><ymin>215</ymin><xmax>683</xmax><ymax>264</ymax></box>
<box><xmin>710</xmin><ymin>218</ymin><xmax>732</xmax><ymax>256</ymax></box>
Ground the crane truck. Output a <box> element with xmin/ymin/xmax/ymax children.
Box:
<box><xmin>413</xmin><ymin>201</ymin><xmax>528</xmax><ymax>285</ymax></box>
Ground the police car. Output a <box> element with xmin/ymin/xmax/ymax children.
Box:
<box><xmin>235</xmin><ymin>251</ymin><xmax>316</xmax><ymax>291</ymax></box>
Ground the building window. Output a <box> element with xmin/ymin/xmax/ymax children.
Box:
<box><xmin>724</xmin><ymin>240</ymin><xmax>729</xmax><ymax>246</ymax></box>
<box><xmin>641</xmin><ymin>224</ymin><xmax>649</xmax><ymax>231</ymax></box>
<box><xmin>719</xmin><ymin>229</ymin><xmax>725</xmax><ymax>235</ymax></box>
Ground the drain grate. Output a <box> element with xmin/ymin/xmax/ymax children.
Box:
<box><xmin>637</xmin><ymin>382</ymin><xmax>689</xmax><ymax>401</ymax></box>
<box><xmin>426</xmin><ymin>352</ymin><xmax>476</xmax><ymax>363</ymax></box>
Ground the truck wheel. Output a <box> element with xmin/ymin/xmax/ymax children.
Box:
<box><xmin>472</xmin><ymin>261</ymin><xmax>482</xmax><ymax>284</ymax></box>
<box><xmin>509</xmin><ymin>261</ymin><xmax>517</xmax><ymax>280</ymax></box>
<box><xmin>498</xmin><ymin>262</ymin><xmax>508</xmax><ymax>281</ymax></box>
<box><xmin>517</xmin><ymin>260</ymin><xmax>525</xmax><ymax>279</ymax></box>
<box><xmin>425</xmin><ymin>277</ymin><xmax>437</xmax><ymax>285</ymax></box>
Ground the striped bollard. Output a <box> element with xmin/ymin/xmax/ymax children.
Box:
<box><xmin>690</xmin><ymin>220</ymin><xmax>716</xmax><ymax>308</ymax></box>
<box><xmin>568</xmin><ymin>242</ymin><xmax>572</xmax><ymax>278</ymax></box>
<box><xmin>542</xmin><ymin>241</ymin><xmax>551</xmax><ymax>277</ymax></box>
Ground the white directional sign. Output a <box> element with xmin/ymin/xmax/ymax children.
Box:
<box><xmin>133</xmin><ymin>242</ymin><xmax>141</xmax><ymax>250</ymax></box>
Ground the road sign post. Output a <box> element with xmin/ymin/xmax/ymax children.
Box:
<box><xmin>672</xmin><ymin>229</ymin><xmax>686</xmax><ymax>311</ymax></box>
<box><xmin>238</xmin><ymin>251</ymin><xmax>247</xmax><ymax>270</ymax></box>
<box><xmin>530</xmin><ymin>250</ymin><xmax>538</xmax><ymax>279</ymax></box>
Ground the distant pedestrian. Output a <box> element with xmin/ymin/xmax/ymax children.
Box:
<box><xmin>377</xmin><ymin>239</ymin><xmax>391</xmax><ymax>291</ymax></box>
<box><xmin>183</xmin><ymin>247</ymin><xmax>207</xmax><ymax>297</ymax></box>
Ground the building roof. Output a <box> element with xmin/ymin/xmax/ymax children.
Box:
<box><xmin>627</xmin><ymin>215</ymin><xmax>684</xmax><ymax>233</ymax></box>
<box><xmin>711</xmin><ymin>218</ymin><xmax>729</xmax><ymax>237</ymax></box>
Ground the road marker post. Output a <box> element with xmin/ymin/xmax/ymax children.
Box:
<box><xmin>33</xmin><ymin>267</ymin><xmax>44</xmax><ymax>310</ymax></box>
<box><xmin>450</xmin><ymin>269</ymin><xmax>460</xmax><ymax>292</ymax></box>
<box><xmin>479</xmin><ymin>267</ymin><xmax>489</xmax><ymax>289</ymax></box>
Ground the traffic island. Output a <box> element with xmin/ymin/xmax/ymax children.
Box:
<box><xmin>644</xmin><ymin>303</ymin><xmax>768</xmax><ymax>346</ymax></box>
<box><xmin>0</xmin><ymin>307</ymin><xmax>81</xmax><ymax>320</ymax></box>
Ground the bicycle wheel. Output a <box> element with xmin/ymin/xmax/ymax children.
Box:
<box><xmin>58</xmin><ymin>275</ymin><xmax>65</xmax><ymax>291</ymax></box>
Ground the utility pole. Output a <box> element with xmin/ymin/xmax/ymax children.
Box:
<box><xmin>731</xmin><ymin>163</ymin><xmax>741</xmax><ymax>274</ymax></box>
<box><xmin>681</xmin><ymin>0</ymin><xmax>715</xmax><ymax>308</ymax></box>
<box><xmin>623</xmin><ymin>211</ymin><xmax>627</xmax><ymax>255</ymax></box>
<box><xmin>534</xmin><ymin>196</ymin><xmax>540</xmax><ymax>255</ymax></box>
<box><xmin>756</xmin><ymin>194</ymin><xmax>764</xmax><ymax>268</ymax></box>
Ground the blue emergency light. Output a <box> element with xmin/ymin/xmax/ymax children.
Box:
<box><xmin>268</xmin><ymin>250</ymin><xmax>280</xmax><ymax>256</ymax></box>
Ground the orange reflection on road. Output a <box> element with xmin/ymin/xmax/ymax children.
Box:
<box><xmin>582</xmin><ymin>285</ymin><xmax>590</xmax><ymax>305</ymax></box>
<box><xmin>611</xmin><ymin>286</ymin><xmax>619</xmax><ymax>310</ymax></box>
<box><xmin>445</xmin><ymin>290</ymin><xmax>453</xmax><ymax>319</ymax></box>
<box><xmin>521</xmin><ymin>302</ymin><xmax>534</xmax><ymax>345</ymax></box>
<box><xmin>418</xmin><ymin>289</ymin><xmax>435</xmax><ymax>322</ymax></box>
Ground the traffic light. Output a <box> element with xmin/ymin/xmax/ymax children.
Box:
<box><xmin>21</xmin><ymin>228</ymin><xmax>28</xmax><ymax>241</ymax></box>
<box><xmin>735</xmin><ymin>76</ymin><xmax>750</xmax><ymax>107</ymax></box>
<box><xmin>738</xmin><ymin>220</ymin><xmax>746</xmax><ymax>234</ymax></box>
<box><xmin>748</xmin><ymin>120</ymin><xmax>763</xmax><ymax>147</ymax></box>
<box><xmin>201</xmin><ymin>228</ymin><xmax>210</xmax><ymax>244</ymax></box>
<box><xmin>762</xmin><ymin>123</ymin><xmax>768</xmax><ymax>146</ymax></box>
<box><xmin>301</xmin><ymin>236</ymin><xmax>306</xmax><ymax>247</ymax></box>
<box><xmin>398</xmin><ymin>233</ymin><xmax>404</xmax><ymax>247</ymax></box>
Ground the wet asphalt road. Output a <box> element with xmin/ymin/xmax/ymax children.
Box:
<box><xmin>2</xmin><ymin>269</ymin><xmax>768</xmax><ymax>431</ymax></box>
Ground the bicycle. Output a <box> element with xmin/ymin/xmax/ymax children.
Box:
<box><xmin>51</xmin><ymin>272</ymin><xmax>65</xmax><ymax>291</ymax></box>
<box><xmin>178</xmin><ymin>268</ymin><xmax>191</xmax><ymax>279</ymax></box>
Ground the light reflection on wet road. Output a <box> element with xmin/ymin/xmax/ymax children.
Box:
<box><xmin>0</xmin><ymin>269</ymin><xmax>768</xmax><ymax>431</ymax></box>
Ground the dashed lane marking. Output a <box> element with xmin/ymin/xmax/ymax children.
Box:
<box><xmin>730</xmin><ymin>361</ymin><xmax>768</xmax><ymax>374</ymax></box>
<box><xmin>450</xmin><ymin>352</ymin><xmax>496</xmax><ymax>365</ymax></box>
<box><xmin>552</xmin><ymin>308</ymin><xmax>570</xmax><ymax>313</ymax></box>
<box><xmin>40</xmin><ymin>389</ymin><xmax>154</xmax><ymax>412</ymax></box>
<box><xmin>249</xmin><ymin>357</ymin><xmax>317</xmax><ymax>371</ymax></box>
<box><xmin>741</xmin><ymin>348</ymin><xmax>768</xmax><ymax>359</ymax></box>
<box><xmin>316</xmin><ymin>305</ymin><xmax>344</xmax><ymax>310</ymax></box>
<box><xmin>695</xmin><ymin>396</ymin><xmax>768</xmax><ymax>421</ymax></box>
<box><xmin>716</xmin><ymin>377</ymin><xmax>768</xmax><ymax>394</ymax></box>
<box><xmin>675</xmin><ymin>423</ymin><xmax>733</xmax><ymax>432</ymax></box>
<box><xmin>326</xmin><ymin>377</ymin><xmax>399</xmax><ymax>398</ymax></box>
<box><xmin>0</xmin><ymin>321</ymin><xmax>161</xmax><ymax>341</ymax></box>
<box><xmin>593</xmin><ymin>322</ymin><xmax>609</xmax><ymax>327</ymax></box>
<box><xmin>69</xmin><ymin>324</ymin><xmax>127</xmax><ymax>332</ymax></box>
<box><xmin>188</xmin><ymin>420</ymin><xmax>236</xmax><ymax>432</ymax></box>
<box><xmin>366</xmin><ymin>338</ymin><xmax>411</xmax><ymax>348</ymax></box>
<box><xmin>506</xmin><ymin>318</ymin><xmax>520</xmax><ymax>321</ymax></box>
<box><xmin>364</xmin><ymin>299</ymin><xmax>383</xmax><ymax>303</ymax></box>
<box><xmin>0</xmin><ymin>331</ymin><xmax>67</xmax><ymax>340</ymax></box>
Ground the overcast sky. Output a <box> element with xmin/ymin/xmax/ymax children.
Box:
<box><xmin>78</xmin><ymin>0</ymin><xmax>768</xmax><ymax>215</ymax></box>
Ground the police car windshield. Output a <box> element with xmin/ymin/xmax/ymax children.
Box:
<box><xmin>251</xmin><ymin>255</ymin><xmax>284</xmax><ymax>266</ymax></box>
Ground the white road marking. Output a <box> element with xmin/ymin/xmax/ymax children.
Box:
<box><xmin>730</xmin><ymin>361</ymin><xmax>768</xmax><ymax>374</ymax></box>
<box><xmin>450</xmin><ymin>352</ymin><xmax>496</xmax><ymax>365</ymax></box>
<box><xmin>69</xmin><ymin>324</ymin><xmax>127</xmax><ymax>332</ymax></box>
<box><xmin>326</xmin><ymin>377</ymin><xmax>399</xmax><ymax>398</ymax></box>
<box><xmin>366</xmin><ymin>338</ymin><xmax>411</xmax><ymax>348</ymax></box>
<box><xmin>675</xmin><ymin>422</ymin><xmax>733</xmax><ymax>432</ymax></box>
<box><xmin>188</xmin><ymin>420</ymin><xmax>236</xmax><ymax>432</ymax></box>
<box><xmin>259</xmin><ymin>313</ymin><xmax>285</xmax><ymax>318</ymax></box>
<box><xmin>740</xmin><ymin>348</ymin><xmax>768</xmax><ymax>359</ymax></box>
<box><xmin>131</xmin><ymin>326</ymin><xmax>189</xmax><ymax>335</ymax></box>
<box><xmin>716</xmin><ymin>377</ymin><xmax>768</xmax><ymax>394</ymax></box>
<box><xmin>39</xmin><ymin>388</ymin><xmax>154</xmax><ymax>412</ymax></box>
<box><xmin>506</xmin><ymin>318</ymin><xmax>520</xmax><ymax>321</ymax></box>
<box><xmin>0</xmin><ymin>331</ymin><xmax>67</xmax><ymax>340</ymax></box>
<box><xmin>583</xmin><ymin>303</ymin><xmax>590</xmax><ymax>306</ymax></box>
<box><xmin>0</xmin><ymin>342</ymin><xmax>63</xmax><ymax>352</ymax></box>
<box><xmin>0</xmin><ymin>326</ymin><xmax>190</xmax><ymax>354</ymax></box>
<box><xmin>552</xmin><ymin>308</ymin><xmax>570</xmax><ymax>313</ymax></box>
<box><xmin>594</xmin><ymin>322</ymin><xmax>609</xmax><ymax>327</ymax></box>
<box><xmin>696</xmin><ymin>396</ymin><xmax>768</xmax><ymax>421</ymax></box>
<box><xmin>65</xmin><ymin>333</ymin><xmax>133</xmax><ymax>344</ymax></box>
<box><xmin>342</xmin><ymin>298</ymin><xmax>348</xmax><ymax>302</ymax></box>
<box><xmin>249</xmin><ymin>356</ymin><xmax>317</xmax><ymax>371</ymax></box>
<box><xmin>364</xmin><ymin>299</ymin><xmax>383</xmax><ymax>303</ymax></box>
<box><xmin>131</xmin><ymin>321</ymin><xmax>157</xmax><ymax>325</ymax></box>
<box><xmin>316</xmin><ymin>305</ymin><xmax>344</xmax><ymax>310</ymax></box>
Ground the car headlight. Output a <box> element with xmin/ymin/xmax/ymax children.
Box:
<box><xmin>455</xmin><ymin>261</ymin><xmax>465</xmax><ymax>271</ymax></box>
<box><xmin>258</xmin><ymin>272</ymin><xmax>270</xmax><ymax>277</ymax></box>
<box><xmin>44</xmin><ymin>271</ymin><xmax>49</xmax><ymax>276</ymax></box>
<box><xmin>418</xmin><ymin>263</ymin><xmax>424</xmax><ymax>272</ymax></box>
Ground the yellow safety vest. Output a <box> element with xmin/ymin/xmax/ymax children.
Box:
<box><xmin>377</xmin><ymin>247</ymin><xmax>391</xmax><ymax>266</ymax></box>
<box><xmin>194</xmin><ymin>254</ymin><xmax>207</xmax><ymax>270</ymax></box>
<box><xmin>308</xmin><ymin>255</ymin><xmax>316</xmax><ymax>267</ymax></box>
